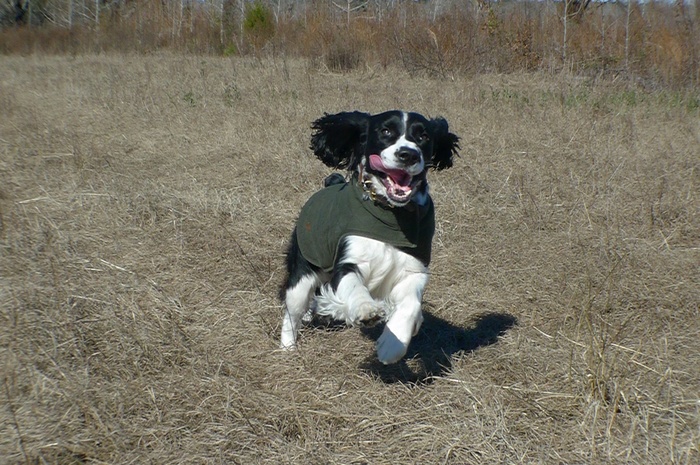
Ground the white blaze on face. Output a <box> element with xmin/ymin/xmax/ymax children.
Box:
<box><xmin>365</xmin><ymin>111</ymin><xmax>428</xmax><ymax>206</ymax></box>
<box><xmin>378</xmin><ymin>112</ymin><xmax>425</xmax><ymax>175</ymax></box>
<box><xmin>379</xmin><ymin>135</ymin><xmax>424</xmax><ymax>175</ymax></box>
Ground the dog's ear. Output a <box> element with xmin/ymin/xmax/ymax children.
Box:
<box><xmin>310</xmin><ymin>112</ymin><xmax>370</xmax><ymax>169</ymax></box>
<box><xmin>429</xmin><ymin>117</ymin><xmax>460</xmax><ymax>171</ymax></box>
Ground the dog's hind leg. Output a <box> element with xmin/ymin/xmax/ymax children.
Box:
<box><xmin>280</xmin><ymin>229</ymin><xmax>324</xmax><ymax>349</ymax></box>
<box><xmin>280</xmin><ymin>274</ymin><xmax>320</xmax><ymax>349</ymax></box>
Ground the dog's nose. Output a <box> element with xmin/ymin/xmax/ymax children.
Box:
<box><xmin>396</xmin><ymin>147</ymin><xmax>420</xmax><ymax>166</ymax></box>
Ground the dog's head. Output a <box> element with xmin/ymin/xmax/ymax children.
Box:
<box><xmin>310</xmin><ymin>111</ymin><xmax>460</xmax><ymax>207</ymax></box>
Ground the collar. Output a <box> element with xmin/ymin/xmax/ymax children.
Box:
<box><xmin>357</xmin><ymin>164</ymin><xmax>396</xmax><ymax>209</ymax></box>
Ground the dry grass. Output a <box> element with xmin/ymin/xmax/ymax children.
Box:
<box><xmin>1</xmin><ymin>54</ymin><xmax>699</xmax><ymax>464</ymax></box>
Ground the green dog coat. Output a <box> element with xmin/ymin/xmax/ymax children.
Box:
<box><xmin>296</xmin><ymin>178</ymin><xmax>435</xmax><ymax>272</ymax></box>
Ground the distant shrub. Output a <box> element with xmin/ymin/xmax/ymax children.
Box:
<box><xmin>325</xmin><ymin>41</ymin><xmax>361</xmax><ymax>72</ymax></box>
<box><xmin>243</xmin><ymin>3</ymin><xmax>274</xmax><ymax>39</ymax></box>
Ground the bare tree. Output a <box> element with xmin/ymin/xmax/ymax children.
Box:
<box><xmin>332</xmin><ymin>0</ymin><xmax>368</xmax><ymax>27</ymax></box>
<box><xmin>561</xmin><ymin>0</ymin><xmax>594</xmax><ymax>62</ymax></box>
<box><xmin>625</xmin><ymin>0</ymin><xmax>633</xmax><ymax>73</ymax></box>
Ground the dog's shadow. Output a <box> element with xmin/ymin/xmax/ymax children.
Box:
<box><xmin>359</xmin><ymin>309</ymin><xmax>518</xmax><ymax>385</ymax></box>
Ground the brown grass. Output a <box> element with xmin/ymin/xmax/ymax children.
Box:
<box><xmin>1</xmin><ymin>54</ymin><xmax>699</xmax><ymax>464</ymax></box>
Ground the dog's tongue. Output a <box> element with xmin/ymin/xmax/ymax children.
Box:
<box><xmin>368</xmin><ymin>155</ymin><xmax>412</xmax><ymax>187</ymax></box>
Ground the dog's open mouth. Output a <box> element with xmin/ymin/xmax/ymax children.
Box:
<box><xmin>368</xmin><ymin>155</ymin><xmax>417</xmax><ymax>203</ymax></box>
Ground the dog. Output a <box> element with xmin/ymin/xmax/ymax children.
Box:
<box><xmin>279</xmin><ymin>110</ymin><xmax>459</xmax><ymax>364</ymax></box>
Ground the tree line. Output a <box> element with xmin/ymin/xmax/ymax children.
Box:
<box><xmin>1</xmin><ymin>0</ymin><xmax>698</xmax><ymax>88</ymax></box>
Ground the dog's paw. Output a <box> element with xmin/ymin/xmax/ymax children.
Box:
<box><xmin>376</xmin><ymin>327</ymin><xmax>409</xmax><ymax>365</ymax></box>
<box><xmin>301</xmin><ymin>307</ymin><xmax>315</xmax><ymax>324</ymax></box>
<box><xmin>279</xmin><ymin>331</ymin><xmax>298</xmax><ymax>351</ymax></box>
<box><xmin>352</xmin><ymin>301</ymin><xmax>386</xmax><ymax>327</ymax></box>
<box><xmin>375</xmin><ymin>310</ymin><xmax>422</xmax><ymax>364</ymax></box>
<box><xmin>279</xmin><ymin>341</ymin><xmax>297</xmax><ymax>351</ymax></box>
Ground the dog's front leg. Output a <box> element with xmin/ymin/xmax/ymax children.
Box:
<box><xmin>376</xmin><ymin>272</ymin><xmax>428</xmax><ymax>364</ymax></box>
<box><xmin>316</xmin><ymin>264</ymin><xmax>385</xmax><ymax>326</ymax></box>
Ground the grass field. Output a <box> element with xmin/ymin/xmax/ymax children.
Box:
<box><xmin>1</xmin><ymin>54</ymin><xmax>698</xmax><ymax>464</ymax></box>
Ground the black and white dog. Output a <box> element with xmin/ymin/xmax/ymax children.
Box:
<box><xmin>280</xmin><ymin>111</ymin><xmax>459</xmax><ymax>364</ymax></box>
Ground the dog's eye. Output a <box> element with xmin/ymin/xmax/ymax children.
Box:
<box><xmin>418</xmin><ymin>133</ymin><xmax>430</xmax><ymax>142</ymax></box>
<box><xmin>381</xmin><ymin>128</ymin><xmax>394</xmax><ymax>137</ymax></box>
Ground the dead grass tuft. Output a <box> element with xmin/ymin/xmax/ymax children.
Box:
<box><xmin>1</xmin><ymin>54</ymin><xmax>698</xmax><ymax>463</ymax></box>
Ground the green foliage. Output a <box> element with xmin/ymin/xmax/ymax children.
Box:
<box><xmin>183</xmin><ymin>91</ymin><xmax>196</xmax><ymax>107</ymax></box>
<box><xmin>243</xmin><ymin>2</ymin><xmax>274</xmax><ymax>37</ymax></box>
<box><xmin>222</xmin><ymin>44</ymin><xmax>237</xmax><ymax>57</ymax></box>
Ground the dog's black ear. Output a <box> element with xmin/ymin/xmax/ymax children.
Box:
<box><xmin>429</xmin><ymin>117</ymin><xmax>460</xmax><ymax>171</ymax></box>
<box><xmin>310</xmin><ymin>112</ymin><xmax>370</xmax><ymax>169</ymax></box>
